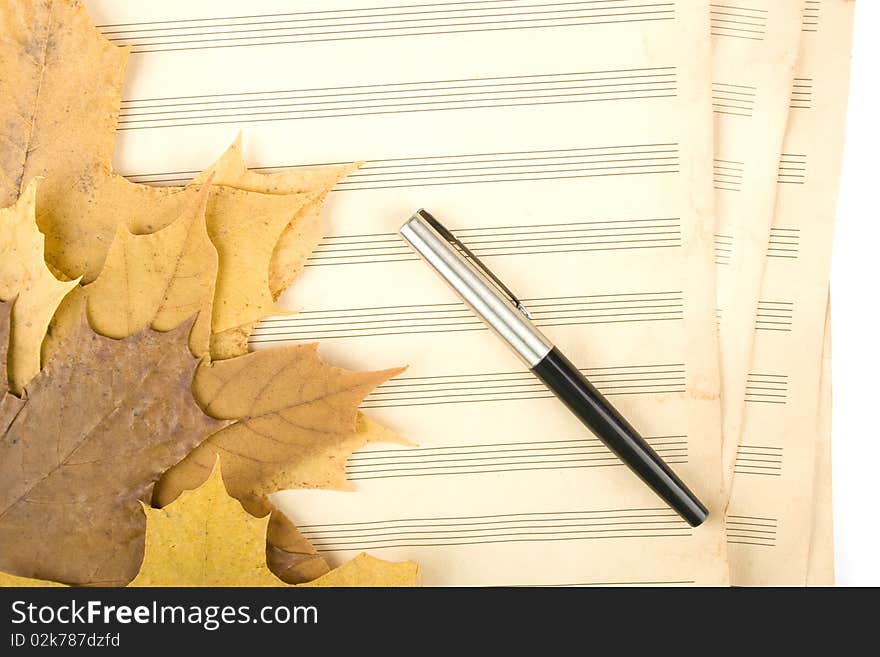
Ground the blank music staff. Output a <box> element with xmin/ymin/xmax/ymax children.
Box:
<box><xmin>714</xmin><ymin>158</ymin><xmax>744</xmax><ymax>192</ymax></box>
<box><xmin>727</xmin><ymin>515</ymin><xmax>778</xmax><ymax>547</ymax></box>
<box><xmin>778</xmin><ymin>153</ymin><xmax>807</xmax><ymax>185</ymax></box>
<box><xmin>297</xmin><ymin>507</ymin><xmax>693</xmax><ymax>552</ymax></box>
<box><xmin>250</xmin><ymin>291</ymin><xmax>685</xmax><ymax>344</ymax></box>
<box><xmin>117</xmin><ymin>68</ymin><xmax>678</xmax><ymax>130</ymax></box>
<box><xmin>745</xmin><ymin>372</ymin><xmax>789</xmax><ymax>405</ymax></box>
<box><xmin>124</xmin><ymin>143</ymin><xmax>681</xmax><ymax>190</ymax></box>
<box><xmin>710</xmin><ymin>3</ymin><xmax>768</xmax><ymax>41</ymax></box>
<box><xmin>346</xmin><ymin>435</ymin><xmax>688</xmax><ymax>481</ymax></box>
<box><xmin>802</xmin><ymin>0</ymin><xmax>821</xmax><ymax>33</ymax></box>
<box><xmin>790</xmin><ymin>77</ymin><xmax>813</xmax><ymax>110</ymax></box>
<box><xmin>734</xmin><ymin>444</ymin><xmax>783</xmax><ymax>478</ymax></box>
<box><xmin>362</xmin><ymin>362</ymin><xmax>687</xmax><ymax>409</ymax></box>
<box><xmin>712</xmin><ymin>81</ymin><xmax>757</xmax><ymax>118</ymax></box>
<box><xmin>767</xmin><ymin>227</ymin><xmax>801</xmax><ymax>260</ymax></box>
<box><xmin>714</xmin><ymin>233</ymin><xmax>734</xmax><ymax>266</ymax></box>
<box><xmin>97</xmin><ymin>1</ymin><xmax>678</xmax><ymax>54</ymax></box>
<box><xmin>755</xmin><ymin>300</ymin><xmax>794</xmax><ymax>332</ymax></box>
<box><xmin>306</xmin><ymin>216</ymin><xmax>682</xmax><ymax>268</ymax></box>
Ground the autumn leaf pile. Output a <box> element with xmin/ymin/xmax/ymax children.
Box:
<box><xmin>0</xmin><ymin>0</ymin><xmax>417</xmax><ymax>587</ymax></box>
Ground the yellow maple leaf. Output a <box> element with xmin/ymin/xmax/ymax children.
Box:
<box><xmin>195</xmin><ymin>134</ymin><xmax>357</xmax><ymax>302</ymax></box>
<box><xmin>0</xmin><ymin>571</ymin><xmax>64</xmax><ymax>588</ymax></box>
<box><xmin>85</xmin><ymin>183</ymin><xmax>215</xmax><ymax>357</ymax></box>
<box><xmin>196</xmin><ymin>136</ymin><xmax>355</xmax><ymax>360</ymax></box>
<box><xmin>0</xmin><ymin>1</ymin><xmax>350</xmax><ymax>361</ymax></box>
<box><xmin>130</xmin><ymin>464</ymin><xmax>418</xmax><ymax>587</ymax></box>
<box><xmin>0</xmin><ymin>0</ymin><xmax>407</xmax><ymax>585</ymax></box>
<box><xmin>0</xmin><ymin>466</ymin><xmax>418</xmax><ymax>588</ymax></box>
<box><xmin>0</xmin><ymin>181</ymin><xmax>78</xmax><ymax>394</ymax></box>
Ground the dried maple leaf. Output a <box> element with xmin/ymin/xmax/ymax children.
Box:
<box><xmin>196</xmin><ymin>134</ymin><xmax>357</xmax><ymax>302</ymax></box>
<box><xmin>0</xmin><ymin>181</ymin><xmax>78</xmax><ymax>394</ymax></box>
<box><xmin>262</xmin><ymin>414</ymin><xmax>407</xmax><ymax>584</ymax></box>
<box><xmin>152</xmin><ymin>344</ymin><xmax>405</xmax><ymax>583</ymax></box>
<box><xmin>197</xmin><ymin>137</ymin><xmax>355</xmax><ymax>360</ymax></box>
<box><xmin>304</xmin><ymin>553</ymin><xmax>419</xmax><ymax>587</ymax></box>
<box><xmin>0</xmin><ymin>1</ymin><xmax>350</xmax><ymax>358</ymax></box>
<box><xmin>85</xmin><ymin>182</ymin><xmax>215</xmax><ymax>357</ymax></box>
<box><xmin>1</xmin><ymin>0</ymin><xmax>401</xmax><ymax>584</ymax></box>
<box><xmin>130</xmin><ymin>463</ymin><xmax>418</xmax><ymax>587</ymax></box>
<box><xmin>153</xmin><ymin>346</ymin><xmax>404</xmax><ymax>517</ymax></box>
<box><xmin>0</xmin><ymin>299</ymin><xmax>225</xmax><ymax>586</ymax></box>
<box><xmin>26</xmin><ymin>162</ymin><xmax>401</xmax><ymax>583</ymax></box>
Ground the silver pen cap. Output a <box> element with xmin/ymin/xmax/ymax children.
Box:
<box><xmin>399</xmin><ymin>210</ymin><xmax>553</xmax><ymax>367</ymax></box>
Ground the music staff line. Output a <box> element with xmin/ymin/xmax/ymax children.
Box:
<box><xmin>715</xmin><ymin>227</ymin><xmax>802</xmax><ymax>266</ymax></box>
<box><xmin>734</xmin><ymin>444</ymin><xmax>783</xmax><ymax>478</ymax></box>
<box><xmin>778</xmin><ymin>153</ymin><xmax>807</xmax><ymax>185</ymax></box>
<box><xmin>250</xmin><ymin>291</ymin><xmax>685</xmax><ymax>343</ymax></box>
<box><xmin>297</xmin><ymin>507</ymin><xmax>692</xmax><ymax>552</ymax></box>
<box><xmin>361</xmin><ymin>362</ymin><xmax>688</xmax><ymax>409</ymax></box>
<box><xmin>125</xmin><ymin>143</ymin><xmax>682</xmax><ymax>192</ymax></box>
<box><xmin>118</xmin><ymin>67</ymin><xmax>678</xmax><ymax>130</ymax></box>
<box><xmin>745</xmin><ymin>373</ymin><xmax>789</xmax><ymax>405</ymax></box>
<box><xmin>714</xmin><ymin>158</ymin><xmax>744</xmax><ymax>192</ymax></box>
<box><xmin>346</xmin><ymin>436</ymin><xmax>688</xmax><ymax>481</ymax></box>
<box><xmin>802</xmin><ymin>0</ymin><xmax>821</xmax><ymax>33</ymax></box>
<box><xmin>767</xmin><ymin>227</ymin><xmax>801</xmax><ymax>259</ymax></box>
<box><xmin>710</xmin><ymin>75</ymin><xmax>817</xmax><ymax>117</ymax></box>
<box><xmin>98</xmin><ymin>1</ymin><xmax>678</xmax><ymax>54</ymax></box>
<box><xmin>727</xmin><ymin>515</ymin><xmax>778</xmax><ymax>547</ymax></box>
<box><xmin>715</xmin><ymin>299</ymin><xmax>793</xmax><ymax>333</ymax></box>
<box><xmin>712</xmin><ymin>154</ymin><xmax>810</xmax><ymax>193</ymax></box>
<box><xmin>306</xmin><ymin>217</ymin><xmax>682</xmax><ymax>268</ymax></box>
<box><xmin>710</xmin><ymin>3</ymin><xmax>768</xmax><ymax>42</ymax></box>
<box><xmin>755</xmin><ymin>300</ymin><xmax>794</xmax><ymax>333</ymax></box>
<box><xmin>712</xmin><ymin>81</ymin><xmax>757</xmax><ymax>118</ymax></box>
<box><xmin>791</xmin><ymin>77</ymin><xmax>813</xmax><ymax>110</ymax></box>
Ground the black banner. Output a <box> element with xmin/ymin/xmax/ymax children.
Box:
<box><xmin>0</xmin><ymin>587</ymin><xmax>872</xmax><ymax>652</ymax></box>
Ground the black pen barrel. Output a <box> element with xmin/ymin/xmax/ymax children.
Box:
<box><xmin>531</xmin><ymin>347</ymin><xmax>709</xmax><ymax>527</ymax></box>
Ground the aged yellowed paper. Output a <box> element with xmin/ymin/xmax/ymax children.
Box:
<box><xmin>88</xmin><ymin>0</ymin><xmax>729</xmax><ymax>585</ymax></box>
<box><xmin>726</xmin><ymin>0</ymin><xmax>853</xmax><ymax>586</ymax></box>
<box><xmin>806</xmin><ymin>298</ymin><xmax>834</xmax><ymax>586</ymax></box>
<box><xmin>712</xmin><ymin>0</ymin><xmax>806</xmax><ymax>491</ymax></box>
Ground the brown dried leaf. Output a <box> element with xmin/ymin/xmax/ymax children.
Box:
<box><xmin>265</xmin><ymin>510</ymin><xmax>331</xmax><ymax>583</ymax></box>
<box><xmin>263</xmin><ymin>414</ymin><xmax>409</xmax><ymax>583</ymax></box>
<box><xmin>0</xmin><ymin>299</ymin><xmax>225</xmax><ymax>586</ymax></box>
<box><xmin>153</xmin><ymin>345</ymin><xmax>403</xmax><ymax>517</ymax></box>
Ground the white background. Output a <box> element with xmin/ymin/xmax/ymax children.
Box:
<box><xmin>832</xmin><ymin>0</ymin><xmax>880</xmax><ymax>586</ymax></box>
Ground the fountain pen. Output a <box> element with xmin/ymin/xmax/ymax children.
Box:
<box><xmin>399</xmin><ymin>209</ymin><xmax>708</xmax><ymax>527</ymax></box>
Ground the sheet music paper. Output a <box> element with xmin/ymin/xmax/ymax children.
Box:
<box><xmin>725</xmin><ymin>0</ymin><xmax>854</xmax><ymax>586</ymax></box>
<box><xmin>710</xmin><ymin>0</ymin><xmax>807</xmax><ymax>584</ymax></box>
<box><xmin>806</xmin><ymin>298</ymin><xmax>833</xmax><ymax>586</ymax></box>
<box><xmin>88</xmin><ymin>0</ymin><xmax>728</xmax><ymax>585</ymax></box>
<box><xmin>711</xmin><ymin>0</ymin><xmax>805</xmax><ymax>487</ymax></box>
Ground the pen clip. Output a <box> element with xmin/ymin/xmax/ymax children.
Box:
<box><xmin>417</xmin><ymin>209</ymin><xmax>533</xmax><ymax>319</ymax></box>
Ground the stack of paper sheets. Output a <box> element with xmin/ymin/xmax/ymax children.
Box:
<box><xmin>92</xmin><ymin>0</ymin><xmax>855</xmax><ymax>586</ymax></box>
